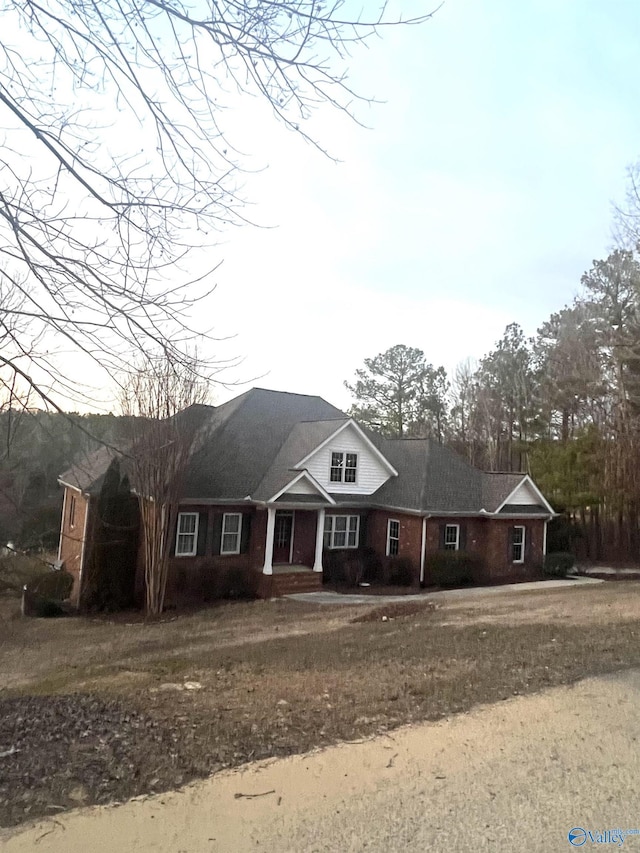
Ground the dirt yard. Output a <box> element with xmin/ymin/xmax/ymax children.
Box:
<box><xmin>2</xmin><ymin>582</ymin><xmax>640</xmax><ymax>830</ymax></box>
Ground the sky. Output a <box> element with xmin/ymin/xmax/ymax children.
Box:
<box><xmin>7</xmin><ymin>0</ymin><xmax>640</xmax><ymax>413</ymax></box>
<box><xmin>194</xmin><ymin>0</ymin><xmax>640</xmax><ymax>410</ymax></box>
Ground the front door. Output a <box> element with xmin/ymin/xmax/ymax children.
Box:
<box><xmin>273</xmin><ymin>511</ymin><xmax>294</xmax><ymax>564</ymax></box>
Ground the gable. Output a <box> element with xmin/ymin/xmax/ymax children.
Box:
<box><xmin>494</xmin><ymin>475</ymin><xmax>554</xmax><ymax>515</ymax></box>
<box><xmin>298</xmin><ymin>421</ymin><xmax>394</xmax><ymax>495</ymax></box>
<box><xmin>283</xmin><ymin>476</ymin><xmax>320</xmax><ymax>496</ymax></box>
<box><xmin>508</xmin><ymin>479</ymin><xmax>542</xmax><ymax>505</ymax></box>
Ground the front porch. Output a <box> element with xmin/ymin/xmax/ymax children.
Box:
<box><xmin>255</xmin><ymin>563</ymin><xmax>322</xmax><ymax>597</ymax></box>
<box><xmin>255</xmin><ymin>506</ymin><xmax>326</xmax><ymax>598</ymax></box>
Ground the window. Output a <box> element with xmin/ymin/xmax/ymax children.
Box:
<box><xmin>512</xmin><ymin>526</ymin><xmax>525</xmax><ymax>563</ymax></box>
<box><xmin>323</xmin><ymin>515</ymin><xmax>360</xmax><ymax>549</ymax></box>
<box><xmin>345</xmin><ymin>453</ymin><xmax>358</xmax><ymax>484</ymax></box>
<box><xmin>444</xmin><ymin>524</ymin><xmax>460</xmax><ymax>551</ymax></box>
<box><xmin>330</xmin><ymin>452</ymin><xmax>343</xmax><ymax>482</ymax></box>
<box><xmin>329</xmin><ymin>451</ymin><xmax>358</xmax><ymax>484</ymax></box>
<box><xmin>68</xmin><ymin>494</ymin><xmax>77</xmax><ymax>529</ymax></box>
<box><xmin>221</xmin><ymin>513</ymin><xmax>242</xmax><ymax>555</ymax></box>
<box><xmin>386</xmin><ymin>519</ymin><xmax>400</xmax><ymax>556</ymax></box>
<box><xmin>176</xmin><ymin>512</ymin><xmax>198</xmax><ymax>556</ymax></box>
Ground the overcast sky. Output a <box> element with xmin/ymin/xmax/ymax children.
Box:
<box><xmin>198</xmin><ymin>0</ymin><xmax>640</xmax><ymax>410</ymax></box>
<box><xmin>48</xmin><ymin>0</ymin><xmax>640</xmax><ymax>413</ymax></box>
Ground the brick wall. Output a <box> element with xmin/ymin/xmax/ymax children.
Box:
<box><xmin>366</xmin><ymin>509</ymin><xmax>423</xmax><ymax>585</ymax></box>
<box><xmin>58</xmin><ymin>487</ymin><xmax>92</xmax><ymax>606</ymax></box>
<box><xmin>162</xmin><ymin>504</ymin><xmax>256</xmax><ymax>606</ymax></box>
<box><xmin>484</xmin><ymin>518</ymin><xmax>545</xmax><ymax>581</ymax></box>
<box><xmin>424</xmin><ymin>516</ymin><xmax>544</xmax><ymax>585</ymax></box>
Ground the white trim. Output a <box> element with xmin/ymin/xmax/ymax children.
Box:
<box><xmin>268</xmin><ymin>470</ymin><xmax>335</xmax><ymax>504</ymax></box>
<box><xmin>289</xmin><ymin>511</ymin><xmax>295</xmax><ymax>563</ymax></box>
<box><xmin>295</xmin><ymin>419</ymin><xmax>398</xmax><ymax>477</ymax></box>
<box><xmin>175</xmin><ymin>511</ymin><xmax>199</xmax><ymax>557</ymax></box>
<box><xmin>323</xmin><ymin>514</ymin><xmax>360</xmax><ymax>549</ymax></box>
<box><xmin>444</xmin><ymin>523</ymin><xmax>460</xmax><ymax>551</ymax></box>
<box><xmin>329</xmin><ymin>450</ymin><xmax>359</xmax><ymax>485</ymax></box>
<box><xmin>512</xmin><ymin>525</ymin><xmax>526</xmax><ymax>564</ymax></box>
<box><xmin>78</xmin><ymin>495</ymin><xmax>91</xmax><ymax>602</ymax></box>
<box><xmin>57</xmin><ymin>488</ymin><xmax>68</xmax><ymax>561</ymax></box>
<box><xmin>543</xmin><ymin>520</ymin><xmax>548</xmax><ymax>557</ymax></box>
<box><xmin>419</xmin><ymin>516</ymin><xmax>427</xmax><ymax>584</ymax></box>
<box><xmin>386</xmin><ymin>518</ymin><xmax>400</xmax><ymax>557</ymax></box>
<box><xmin>221</xmin><ymin>512</ymin><xmax>242</xmax><ymax>555</ymax></box>
<box><xmin>262</xmin><ymin>507</ymin><xmax>276</xmax><ymax>574</ymax></box>
<box><xmin>495</xmin><ymin>475</ymin><xmax>555</xmax><ymax>515</ymax></box>
<box><xmin>57</xmin><ymin>480</ymin><xmax>83</xmax><ymax>494</ymax></box>
<box><xmin>313</xmin><ymin>508</ymin><xmax>325</xmax><ymax>572</ymax></box>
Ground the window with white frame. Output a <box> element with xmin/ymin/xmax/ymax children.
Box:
<box><xmin>323</xmin><ymin>515</ymin><xmax>360</xmax><ymax>549</ymax></box>
<box><xmin>444</xmin><ymin>524</ymin><xmax>460</xmax><ymax>551</ymax></box>
<box><xmin>176</xmin><ymin>512</ymin><xmax>199</xmax><ymax>556</ymax></box>
<box><xmin>512</xmin><ymin>525</ymin><xmax>525</xmax><ymax>563</ymax></box>
<box><xmin>221</xmin><ymin>513</ymin><xmax>242</xmax><ymax>555</ymax></box>
<box><xmin>387</xmin><ymin>519</ymin><xmax>400</xmax><ymax>556</ymax></box>
<box><xmin>68</xmin><ymin>494</ymin><xmax>77</xmax><ymax>529</ymax></box>
<box><xmin>329</xmin><ymin>452</ymin><xmax>358</xmax><ymax>484</ymax></box>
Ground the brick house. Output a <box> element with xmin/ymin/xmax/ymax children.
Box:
<box><xmin>57</xmin><ymin>388</ymin><xmax>555</xmax><ymax>606</ymax></box>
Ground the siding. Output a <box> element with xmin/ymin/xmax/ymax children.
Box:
<box><xmin>281</xmin><ymin>477</ymin><xmax>319</xmax><ymax>496</ymax></box>
<box><xmin>506</xmin><ymin>480</ymin><xmax>542</xmax><ymax>506</ymax></box>
<box><xmin>302</xmin><ymin>424</ymin><xmax>392</xmax><ymax>495</ymax></box>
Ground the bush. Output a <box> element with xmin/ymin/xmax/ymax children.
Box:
<box><xmin>385</xmin><ymin>557</ymin><xmax>414</xmax><ymax>586</ymax></box>
<box><xmin>425</xmin><ymin>551</ymin><xmax>484</xmax><ymax>587</ymax></box>
<box><xmin>22</xmin><ymin>569</ymin><xmax>74</xmax><ymax>617</ymax></box>
<box><xmin>543</xmin><ymin>551</ymin><xmax>576</xmax><ymax>578</ymax></box>
<box><xmin>219</xmin><ymin>567</ymin><xmax>254</xmax><ymax>600</ymax></box>
<box><xmin>26</xmin><ymin>570</ymin><xmax>74</xmax><ymax>600</ymax></box>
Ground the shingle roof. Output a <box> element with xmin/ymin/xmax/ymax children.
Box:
<box><xmin>181</xmin><ymin>389</ymin><xmax>344</xmax><ymax>500</ymax></box>
<box><xmin>59</xmin><ymin>445</ymin><xmax>122</xmax><ymax>494</ymax></box>
<box><xmin>58</xmin><ymin>388</ymin><xmax>550</xmax><ymax>516</ymax></box>
<box><xmin>482</xmin><ymin>472</ymin><xmax>525</xmax><ymax>512</ymax></box>
<box><xmin>251</xmin><ymin>419</ymin><xmax>348</xmax><ymax>502</ymax></box>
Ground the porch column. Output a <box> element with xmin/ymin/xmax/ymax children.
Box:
<box><xmin>313</xmin><ymin>508</ymin><xmax>325</xmax><ymax>573</ymax></box>
<box><xmin>262</xmin><ymin>506</ymin><xmax>276</xmax><ymax>575</ymax></box>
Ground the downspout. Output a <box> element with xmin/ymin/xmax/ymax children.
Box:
<box><xmin>57</xmin><ymin>487</ymin><xmax>68</xmax><ymax>562</ymax></box>
<box><xmin>543</xmin><ymin>517</ymin><xmax>549</xmax><ymax>557</ymax></box>
<box><xmin>419</xmin><ymin>515</ymin><xmax>429</xmax><ymax>586</ymax></box>
<box><xmin>77</xmin><ymin>494</ymin><xmax>91</xmax><ymax>606</ymax></box>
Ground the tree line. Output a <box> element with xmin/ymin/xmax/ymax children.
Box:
<box><xmin>345</xmin><ymin>248</ymin><xmax>640</xmax><ymax>564</ymax></box>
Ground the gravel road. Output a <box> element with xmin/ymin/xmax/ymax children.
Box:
<box><xmin>4</xmin><ymin>669</ymin><xmax>640</xmax><ymax>853</ymax></box>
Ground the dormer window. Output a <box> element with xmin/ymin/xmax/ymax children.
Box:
<box><xmin>330</xmin><ymin>451</ymin><xmax>357</xmax><ymax>484</ymax></box>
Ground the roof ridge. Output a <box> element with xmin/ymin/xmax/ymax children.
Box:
<box><xmin>250</xmin><ymin>387</ymin><xmax>331</xmax><ymax>400</ymax></box>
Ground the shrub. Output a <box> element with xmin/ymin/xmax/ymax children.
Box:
<box><xmin>385</xmin><ymin>557</ymin><xmax>414</xmax><ymax>586</ymax></box>
<box><xmin>27</xmin><ymin>570</ymin><xmax>74</xmax><ymax>600</ymax></box>
<box><xmin>425</xmin><ymin>551</ymin><xmax>484</xmax><ymax>587</ymax></box>
<box><xmin>220</xmin><ymin>567</ymin><xmax>254</xmax><ymax>600</ymax></box>
<box><xmin>22</xmin><ymin>569</ymin><xmax>74</xmax><ymax>617</ymax></box>
<box><xmin>543</xmin><ymin>551</ymin><xmax>576</xmax><ymax>578</ymax></box>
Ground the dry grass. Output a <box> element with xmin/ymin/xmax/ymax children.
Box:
<box><xmin>3</xmin><ymin>582</ymin><xmax>640</xmax><ymax>828</ymax></box>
